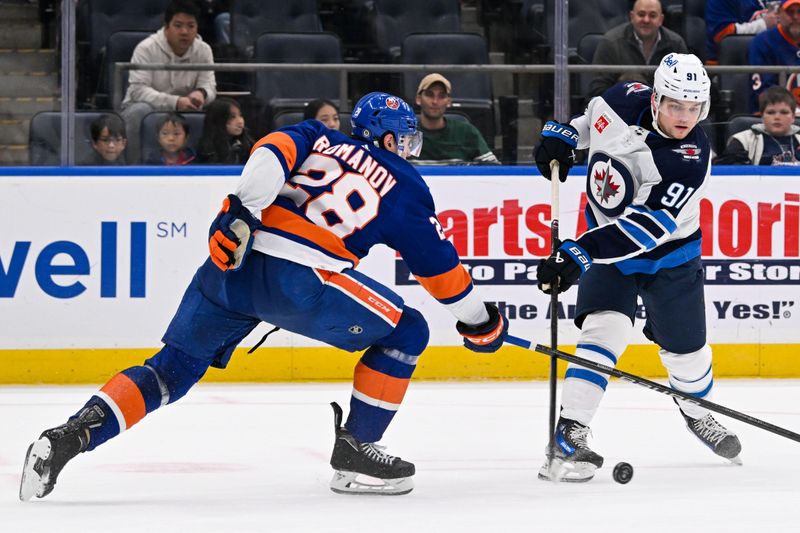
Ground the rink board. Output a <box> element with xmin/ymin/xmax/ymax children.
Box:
<box><xmin>1</xmin><ymin>165</ymin><xmax>799</xmax><ymax>383</ymax></box>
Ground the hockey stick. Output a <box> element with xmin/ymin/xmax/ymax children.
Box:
<box><xmin>505</xmin><ymin>334</ymin><xmax>800</xmax><ymax>444</ymax></box>
<box><xmin>546</xmin><ymin>161</ymin><xmax>560</xmax><ymax>469</ymax></box>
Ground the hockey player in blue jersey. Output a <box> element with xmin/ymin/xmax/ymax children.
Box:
<box><xmin>19</xmin><ymin>92</ymin><xmax>509</xmax><ymax>500</ymax></box>
<box><xmin>533</xmin><ymin>53</ymin><xmax>742</xmax><ymax>482</ymax></box>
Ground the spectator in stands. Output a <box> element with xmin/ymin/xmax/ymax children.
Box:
<box><xmin>120</xmin><ymin>0</ymin><xmax>217</xmax><ymax>162</ymax></box>
<box><xmin>303</xmin><ymin>99</ymin><xmax>341</xmax><ymax>130</ymax></box>
<box><xmin>589</xmin><ymin>0</ymin><xmax>687</xmax><ymax>98</ymax></box>
<box><xmin>750</xmin><ymin>0</ymin><xmax>800</xmax><ymax>112</ymax></box>
<box><xmin>411</xmin><ymin>73</ymin><xmax>499</xmax><ymax>165</ymax></box>
<box><xmin>144</xmin><ymin>113</ymin><xmax>197</xmax><ymax>165</ymax></box>
<box><xmin>716</xmin><ymin>86</ymin><xmax>800</xmax><ymax>164</ymax></box>
<box><xmin>82</xmin><ymin>114</ymin><xmax>127</xmax><ymax>166</ymax></box>
<box><xmin>197</xmin><ymin>97</ymin><xmax>254</xmax><ymax>164</ymax></box>
<box><xmin>706</xmin><ymin>0</ymin><xmax>779</xmax><ymax>63</ymax></box>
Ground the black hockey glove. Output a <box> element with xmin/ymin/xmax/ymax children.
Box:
<box><xmin>456</xmin><ymin>302</ymin><xmax>509</xmax><ymax>353</ymax></box>
<box><xmin>534</xmin><ymin>121</ymin><xmax>578</xmax><ymax>182</ymax></box>
<box><xmin>536</xmin><ymin>240</ymin><xmax>592</xmax><ymax>294</ymax></box>
<box><xmin>208</xmin><ymin>194</ymin><xmax>262</xmax><ymax>271</ymax></box>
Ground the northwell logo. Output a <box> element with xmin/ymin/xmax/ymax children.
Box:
<box><xmin>1</xmin><ymin>222</ymin><xmax>147</xmax><ymax>299</ymax></box>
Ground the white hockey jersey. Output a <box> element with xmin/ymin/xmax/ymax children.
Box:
<box><xmin>569</xmin><ymin>81</ymin><xmax>711</xmax><ymax>275</ymax></box>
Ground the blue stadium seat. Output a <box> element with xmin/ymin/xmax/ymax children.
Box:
<box><xmin>374</xmin><ymin>0</ymin><xmax>460</xmax><ymax>60</ymax></box>
<box><xmin>231</xmin><ymin>0</ymin><xmax>321</xmax><ymax>58</ymax></box>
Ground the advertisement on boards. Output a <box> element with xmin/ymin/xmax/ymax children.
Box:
<box><xmin>1</xmin><ymin>170</ymin><xmax>798</xmax><ymax>352</ymax></box>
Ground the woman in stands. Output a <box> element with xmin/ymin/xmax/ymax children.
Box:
<box><xmin>303</xmin><ymin>99</ymin><xmax>341</xmax><ymax>130</ymax></box>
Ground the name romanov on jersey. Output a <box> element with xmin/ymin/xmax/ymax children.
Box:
<box><xmin>312</xmin><ymin>135</ymin><xmax>397</xmax><ymax>197</ymax></box>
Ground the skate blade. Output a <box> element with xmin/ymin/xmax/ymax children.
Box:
<box><xmin>330</xmin><ymin>470</ymin><xmax>414</xmax><ymax>496</ymax></box>
<box><xmin>537</xmin><ymin>458</ymin><xmax>596</xmax><ymax>483</ymax></box>
<box><xmin>728</xmin><ymin>455</ymin><xmax>743</xmax><ymax>466</ymax></box>
<box><xmin>19</xmin><ymin>437</ymin><xmax>52</xmax><ymax>501</ymax></box>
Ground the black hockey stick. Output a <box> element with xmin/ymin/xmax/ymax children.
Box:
<box><xmin>546</xmin><ymin>161</ymin><xmax>560</xmax><ymax>469</ymax></box>
<box><xmin>505</xmin><ymin>334</ymin><xmax>800</xmax><ymax>444</ymax></box>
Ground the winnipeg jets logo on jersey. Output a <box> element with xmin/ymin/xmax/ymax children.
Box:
<box><xmin>587</xmin><ymin>153</ymin><xmax>634</xmax><ymax>217</ymax></box>
<box><xmin>673</xmin><ymin>144</ymin><xmax>701</xmax><ymax>161</ymax></box>
<box><xmin>625</xmin><ymin>82</ymin><xmax>650</xmax><ymax>95</ymax></box>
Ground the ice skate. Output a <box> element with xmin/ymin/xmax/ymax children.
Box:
<box><xmin>328</xmin><ymin>402</ymin><xmax>415</xmax><ymax>495</ymax></box>
<box><xmin>19</xmin><ymin>404</ymin><xmax>104</xmax><ymax>501</ymax></box>
<box><xmin>538</xmin><ymin>417</ymin><xmax>604</xmax><ymax>483</ymax></box>
<box><xmin>681</xmin><ymin>409</ymin><xmax>743</xmax><ymax>465</ymax></box>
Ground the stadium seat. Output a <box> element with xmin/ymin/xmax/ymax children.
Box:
<box><xmin>231</xmin><ymin>0</ymin><xmax>322</xmax><ymax>58</ymax></box>
<box><xmin>28</xmin><ymin>111</ymin><xmax>125</xmax><ymax>166</ymax></box>
<box><xmin>88</xmin><ymin>0</ymin><xmax>168</xmax><ymax>65</ymax></box>
<box><xmin>374</xmin><ymin>0</ymin><xmax>460</xmax><ymax>60</ymax></box>
<box><xmin>400</xmin><ymin>33</ymin><xmax>494</xmax><ymax>145</ymax></box>
<box><xmin>575</xmin><ymin>33</ymin><xmax>605</xmax><ymax>100</ymax></box>
<box><xmin>682</xmin><ymin>0</ymin><xmax>707</xmax><ymax>62</ymax></box>
<box><xmin>252</xmin><ymin>33</ymin><xmax>343</xmax><ymax>121</ymax></box>
<box><xmin>139</xmin><ymin>112</ymin><xmax>206</xmax><ymax>163</ymax></box>
<box><xmin>543</xmin><ymin>0</ymin><xmax>628</xmax><ymax>58</ymax></box>
<box><xmin>97</xmin><ymin>31</ymin><xmax>151</xmax><ymax>108</ymax></box>
<box><xmin>724</xmin><ymin>115</ymin><xmax>760</xmax><ymax>141</ymax></box>
<box><xmin>718</xmin><ymin>35</ymin><xmax>756</xmax><ymax>118</ymax></box>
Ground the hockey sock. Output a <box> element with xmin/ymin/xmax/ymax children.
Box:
<box><xmin>77</xmin><ymin>365</ymin><xmax>168</xmax><ymax>451</ymax></box>
<box><xmin>346</xmin><ymin>307</ymin><xmax>427</xmax><ymax>443</ymax></box>
<box><xmin>76</xmin><ymin>345</ymin><xmax>210</xmax><ymax>451</ymax></box>
<box><xmin>561</xmin><ymin>311</ymin><xmax>632</xmax><ymax>425</ymax></box>
<box><xmin>659</xmin><ymin>344</ymin><xmax>713</xmax><ymax>419</ymax></box>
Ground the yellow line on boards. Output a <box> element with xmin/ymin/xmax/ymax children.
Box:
<box><xmin>0</xmin><ymin>344</ymin><xmax>797</xmax><ymax>384</ymax></box>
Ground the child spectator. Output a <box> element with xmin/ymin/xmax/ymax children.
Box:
<box><xmin>303</xmin><ymin>99</ymin><xmax>340</xmax><ymax>130</ymax></box>
<box><xmin>197</xmin><ymin>97</ymin><xmax>254</xmax><ymax>164</ymax></box>
<box><xmin>716</xmin><ymin>86</ymin><xmax>800</xmax><ymax>165</ymax></box>
<box><xmin>84</xmin><ymin>114</ymin><xmax>128</xmax><ymax>165</ymax></box>
<box><xmin>145</xmin><ymin>113</ymin><xmax>196</xmax><ymax>165</ymax></box>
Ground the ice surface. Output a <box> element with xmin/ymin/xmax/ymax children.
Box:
<box><xmin>2</xmin><ymin>380</ymin><xmax>798</xmax><ymax>532</ymax></box>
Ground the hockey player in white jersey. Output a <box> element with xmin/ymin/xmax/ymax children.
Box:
<box><xmin>533</xmin><ymin>53</ymin><xmax>742</xmax><ymax>482</ymax></box>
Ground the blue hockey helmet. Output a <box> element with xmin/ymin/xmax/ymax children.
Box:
<box><xmin>351</xmin><ymin>92</ymin><xmax>423</xmax><ymax>158</ymax></box>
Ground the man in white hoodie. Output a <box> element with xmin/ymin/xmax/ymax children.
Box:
<box><xmin>120</xmin><ymin>0</ymin><xmax>217</xmax><ymax>162</ymax></box>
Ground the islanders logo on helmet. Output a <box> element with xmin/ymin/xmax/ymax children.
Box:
<box><xmin>386</xmin><ymin>96</ymin><xmax>400</xmax><ymax>110</ymax></box>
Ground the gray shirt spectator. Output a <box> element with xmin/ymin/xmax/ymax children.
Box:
<box><xmin>120</xmin><ymin>0</ymin><xmax>216</xmax><ymax>162</ymax></box>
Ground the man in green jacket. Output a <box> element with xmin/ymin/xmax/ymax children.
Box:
<box><xmin>411</xmin><ymin>73</ymin><xmax>499</xmax><ymax>166</ymax></box>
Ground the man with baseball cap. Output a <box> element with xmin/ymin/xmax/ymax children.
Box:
<box><xmin>749</xmin><ymin>0</ymin><xmax>800</xmax><ymax>112</ymax></box>
<box><xmin>412</xmin><ymin>73</ymin><xmax>499</xmax><ymax>165</ymax></box>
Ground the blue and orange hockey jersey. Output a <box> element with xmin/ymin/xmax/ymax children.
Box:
<box><xmin>234</xmin><ymin>119</ymin><xmax>487</xmax><ymax>324</ymax></box>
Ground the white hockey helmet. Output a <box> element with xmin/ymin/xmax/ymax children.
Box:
<box><xmin>651</xmin><ymin>53</ymin><xmax>710</xmax><ymax>133</ymax></box>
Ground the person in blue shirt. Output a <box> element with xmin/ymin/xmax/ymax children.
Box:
<box><xmin>750</xmin><ymin>0</ymin><xmax>800</xmax><ymax>111</ymax></box>
<box><xmin>705</xmin><ymin>0</ymin><xmax>778</xmax><ymax>62</ymax></box>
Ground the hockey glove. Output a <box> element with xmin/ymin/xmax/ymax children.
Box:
<box><xmin>534</xmin><ymin>121</ymin><xmax>578</xmax><ymax>182</ymax></box>
<box><xmin>456</xmin><ymin>302</ymin><xmax>509</xmax><ymax>353</ymax></box>
<box><xmin>208</xmin><ymin>194</ymin><xmax>262</xmax><ymax>271</ymax></box>
<box><xmin>536</xmin><ymin>240</ymin><xmax>592</xmax><ymax>294</ymax></box>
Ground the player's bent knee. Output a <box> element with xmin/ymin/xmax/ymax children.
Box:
<box><xmin>579</xmin><ymin>310</ymin><xmax>633</xmax><ymax>357</ymax></box>
<box><xmin>144</xmin><ymin>345</ymin><xmax>211</xmax><ymax>403</ymax></box>
<box><xmin>659</xmin><ymin>344</ymin><xmax>712</xmax><ymax>379</ymax></box>
<box><xmin>380</xmin><ymin>306</ymin><xmax>429</xmax><ymax>356</ymax></box>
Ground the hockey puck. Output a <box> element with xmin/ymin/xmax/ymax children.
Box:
<box><xmin>612</xmin><ymin>462</ymin><xmax>633</xmax><ymax>484</ymax></box>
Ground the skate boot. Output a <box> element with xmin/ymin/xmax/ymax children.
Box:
<box><xmin>538</xmin><ymin>417</ymin><xmax>604</xmax><ymax>483</ymax></box>
<box><xmin>681</xmin><ymin>409</ymin><xmax>742</xmax><ymax>465</ymax></box>
<box><xmin>19</xmin><ymin>403</ymin><xmax>105</xmax><ymax>501</ymax></box>
<box><xmin>329</xmin><ymin>402</ymin><xmax>415</xmax><ymax>495</ymax></box>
